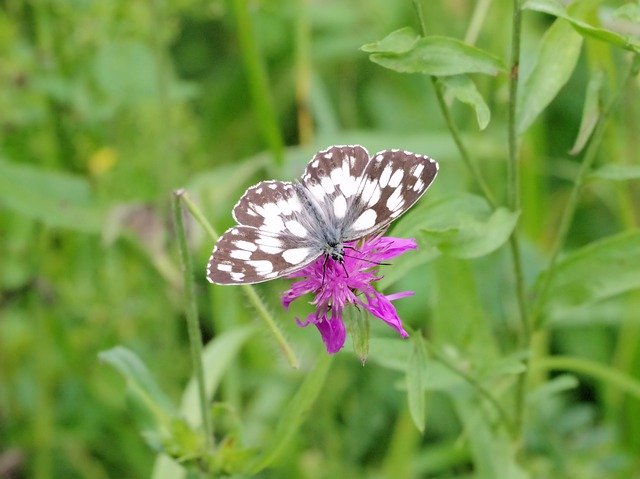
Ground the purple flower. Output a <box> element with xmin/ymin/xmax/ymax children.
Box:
<box><xmin>281</xmin><ymin>236</ymin><xmax>417</xmax><ymax>354</ymax></box>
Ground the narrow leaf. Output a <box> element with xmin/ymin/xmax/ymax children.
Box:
<box><xmin>539</xmin><ymin>230</ymin><xmax>640</xmax><ymax>314</ymax></box>
<box><xmin>524</xmin><ymin>0</ymin><xmax>640</xmax><ymax>53</ymax></box>
<box><xmin>99</xmin><ymin>347</ymin><xmax>175</xmax><ymax>425</ymax></box>
<box><xmin>440</xmin><ymin>75</ymin><xmax>491</xmax><ymax>130</ymax></box>
<box><xmin>407</xmin><ymin>335</ymin><xmax>428</xmax><ymax>433</ymax></box>
<box><xmin>588</xmin><ymin>164</ymin><xmax>640</xmax><ymax>181</ymax></box>
<box><xmin>248</xmin><ymin>354</ymin><xmax>333</xmax><ymax>474</ymax></box>
<box><xmin>0</xmin><ymin>157</ymin><xmax>103</xmax><ymax>232</ymax></box>
<box><xmin>345</xmin><ymin>305</ymin><xmax>371</xmax><ymax>364</ymax></box>
<box><xmin>517</xmin><ymin>19</ymin><xmax>583</xmax><ymax>134</ymax></box>
<box><xmin>362</xmin><ymin>31</ymin><xmax>505</xmax><ymax>77</ymax></box>
<box><xmin>569</xmin><ymin>71</ymin><xmax>603</xmax><ymax>155</ymax></box>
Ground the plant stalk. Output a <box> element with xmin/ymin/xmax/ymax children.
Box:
<box><xmin>172</xmin><ymin>191</ymin><xmax>214</xmax><ymax>450</ymax></box>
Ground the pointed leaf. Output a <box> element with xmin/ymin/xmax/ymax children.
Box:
<box><xmin>407</xmin><ymin>335</ymin><xmax>428</xmax><ymax>433</ymax></box>
<box><xmin>524</xmin><ymin>0</ymin><xmax>640</xmax><ymax>53</ymax></box>
<box><xmin>360</xmin><ymin>26</ymin><xmax>420</xmax><ymax>54</ymax></box>
<box><xmin>345</xmin><ymin>305</ymin><xmax>371</xmax><ymax>364</ymax></box>
<box><xmin>362</xmin><ymin>31</ymin><xmax>505</xmax><ymax>76</ymax></box>
<box><xmin>440</xmin><ymin>75</ymin><xmax>491</xmax><ymax>130</ymax></box>
<box><xmin>99</xmin><ymin>346</ymin><xmax>175</xmax><ymax>427</ymax></box>
<box><xmin>569</xmin><ymin>71</ymin><xmax>603</xmax><ymax>155</ymax></box>
<box><xmin>416</xmin><ymin>194</ymin><xmax>519</xmax><ymax>259</ymax></box>
<box><xmin>517</xmin><ymin>19</ymin><xmax>583</xmax><ymax>134</ymax></box>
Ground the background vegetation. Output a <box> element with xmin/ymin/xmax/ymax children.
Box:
<box><xmin>1</xmin><ymin>0</ymin><xmax>640</xmax><ymax>477</ymax></box>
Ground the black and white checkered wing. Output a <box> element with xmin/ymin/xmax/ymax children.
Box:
<box><xmin>341</xmin><ymin>149</ymin><xmax>439</xmax><ymax>241</ymax></box>
<box><xmin>207</xmin><ymin>180</ymin><xmax>322</xmax><ymax>284</ymax></box>
<box><xmin>300</xmin><ymin>145</ymin><xmax>371</xmax><ymax>229</ymax></box>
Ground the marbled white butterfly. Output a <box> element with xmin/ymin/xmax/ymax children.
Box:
<box><xmin>207</xmin><ymin>145</ymin><xmax>439</xmax><ymax>284</ymax></box>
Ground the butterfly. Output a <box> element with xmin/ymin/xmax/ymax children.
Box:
<box><xmin>206</xmin><ymin>145</ymin><xmax>439</xmax><ymax>285</ymax></box>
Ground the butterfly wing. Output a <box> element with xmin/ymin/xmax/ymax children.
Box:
<box><xmin>207</xmin><ymin>180</ymin><xmax>324</xmax><ymax>284</ymax></box>
<box><xmin>341</xmin><ymin>149</ymin><xmax>439</xmax><ymax>241</ymax></box>
<box><xmin>206</xmin><ymin>225</ymin><xmax>322</xmax><ymax>284</ymax></box>
<box><xmin>299</xmin><ymin>145</ymin><xmax>372</xmax><ymax>230</ymax></box>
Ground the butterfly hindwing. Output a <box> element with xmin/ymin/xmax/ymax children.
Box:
<box><xmin>206</xmin><ymin>226</ymin><xmax>322</xmax><ymax>284</ymax></box>
<box><xmin>342</xmin><ymin>149</ymin><xmax>439</xmax><ymax>241</ymax></box>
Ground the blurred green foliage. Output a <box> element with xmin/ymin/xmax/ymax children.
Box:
<box><xmin>1</xmin><ymin>0</ymin><xmax>640</xmax><ymax>478</ymax></box>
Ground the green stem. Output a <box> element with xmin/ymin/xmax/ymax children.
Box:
<box><xmin>231</xmin><ymin>0</ymin><xmax>285</xmax><ymax>168</ymax></box>
<box><xmin>172</xmin><ymin>191</ymin><xmax>214</xmax><ymax>450</ymax></box>
<box><xmin>413</xmin><ymin>0</ymin><xmax>498</xmax><ymax>209</ymax></box>
<box><xmin>507</xmin><ymin>0</ymin><xmax>532</xmax><ymax>445</ymax></box>
<box><xmin>295</xmin><ymin>0</ymin><xmax>313</xmax><ymax>144</ymax></box>
<box><xmin>507</xmin><ymin>0</ymin><xmax>522</xmax><ymax>211</ymax></box>
<box><xmin>533</xmin><ymin>355</ymin><xmax>640</xmax><ymax>402</ymax></box>
<box><xmin>179</xmin><ymin>192</ymin><xmax>300</xmax><ymax>369</ymax></box>
<box><xmin>425</xmin><ymin>341</ymin><xmax>516</xmax><ymax>437</ymax></box>
<box><xmin>530</xmin><ymin>54</ymin><xmax>640</xmax><ymax>330</ymax></box>
<box><xmin>464</xmin><ymin>0</ymin><xmax>493</xmax><ymax>45</ymax></box>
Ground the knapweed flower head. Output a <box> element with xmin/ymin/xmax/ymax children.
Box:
<box><xmin>281</xmin><ymin>236</ymin><xmax>416</xmax><ymax>354</ymax></box>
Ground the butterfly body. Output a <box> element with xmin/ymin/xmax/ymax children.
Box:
<box><xmin>207</xmin><ymin>145</ymin><xmax>438</xmax><ymax>285</ymax></box>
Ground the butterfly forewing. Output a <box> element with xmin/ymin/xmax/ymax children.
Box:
<box><xmin>207</xmin><ymin>225</ymin><xmax>321</xmax><ymax>284</ymax></box>
<box><xmin>300</xmin><ymin>145</ymin><xmax>371</xmax><ymax>227</ymax></box>
<box><xmin>342</xmin><ymin>149</ymin><xmax>439</xmax><ymax>241</ymax></box>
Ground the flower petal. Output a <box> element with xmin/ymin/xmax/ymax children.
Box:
<box><xmin>365</xmin><ymin>291</ymin><xmax>409</xmax><ymax>338</ymax></box>
<box><xmin>315</xmin><ymin>314</ymin><xmax>347</xmax><ymax>354</ymax></box>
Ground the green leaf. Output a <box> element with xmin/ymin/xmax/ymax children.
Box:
<box><xmin>99</xmin><ymin>347</ymin><xmax>175</xmax><ymax>429</ymax></box>
<box><xmin>439</xmin><ymin>75</ymin><xmax>491</xmax><ymax>130</ymax></box>
<box><xmin>523</xmin><ymin>0</ymin><xmax>640</xmax><ymax>53</ymax></box>
<box><xmin>416</xmin><ymin>194</ymin><xmax>519</xmax><ymax>259</ymax></box>
<box><xmin>517</xmin><ymin>19</ymin><xmax>583</xmax><ymax>134</ymax></box>
<box><xmin>588</xmin><ymin>164</ymin><xmax>640</xmax><ymax>181</ymax></box>
<box><xmin>360</xmin><ymin>26</ymin><xmax>420</xmax><ymax>54</ymax></box>
<box><xmin>569</xmin><ymin>71</ymin><xmax>604</xmax><ymax>155</ymax></box>
<box><xmin>407</xmin><ymin>335</ymin><xmax>428</xmax><ymax>433</ymax></box>
<box><xmin>382</xmin><ymin>194</ymin><xmax>518</xmax><ymax>288</ymax></box>
<box><xmin>247</xmin><ymin>354</ymin><xmax>333</xmax><ymax>474</ymax></box>
<box><xmin>0</xmin><ymin>158</ymin><xmax>103</xmax><ymax>232</ymax></box>
<box><xmin>362</xmin><ymin>30</ymin><xmax>505</xmax><ymax>76</ymax></box>
<box><xmin>539</xmin><ymin>230</ymin><xmax>640</xmax><ymax>314</ymax></box>
<box><xmin>345</xmin><ymin>305</ymin><xmax>371</xmax><ymax>364</ymax></box>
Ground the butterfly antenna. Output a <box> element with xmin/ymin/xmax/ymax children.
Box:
<box><xmin>342</xmin><ymin>246</ymin><xmax>390</xmax><ymax>266</ymax></box>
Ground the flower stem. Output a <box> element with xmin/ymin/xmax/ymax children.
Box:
<box><xmin>231</xmin><ymin>0</ymin><xmax>284</xmax><ymax>168</ymax></box>
<box><xmin>171</xmin><ymin>191</ymin><xmax>214</xmax><ymax>451</ymax></box>
<box><xmin>179</xmin><ymin>191</ymin><xmax>300</xmax><ymax>369</ymax></box>
<box><xmin>530</xmin><ymin>54</ymin><xmax>640</xmax><ymax>330</ymax></box>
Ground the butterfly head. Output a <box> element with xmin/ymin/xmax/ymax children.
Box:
<box><xmin>324</xmin><ymin>241</ymin><xmax>345</xmax><ymax>263</ymax></box>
